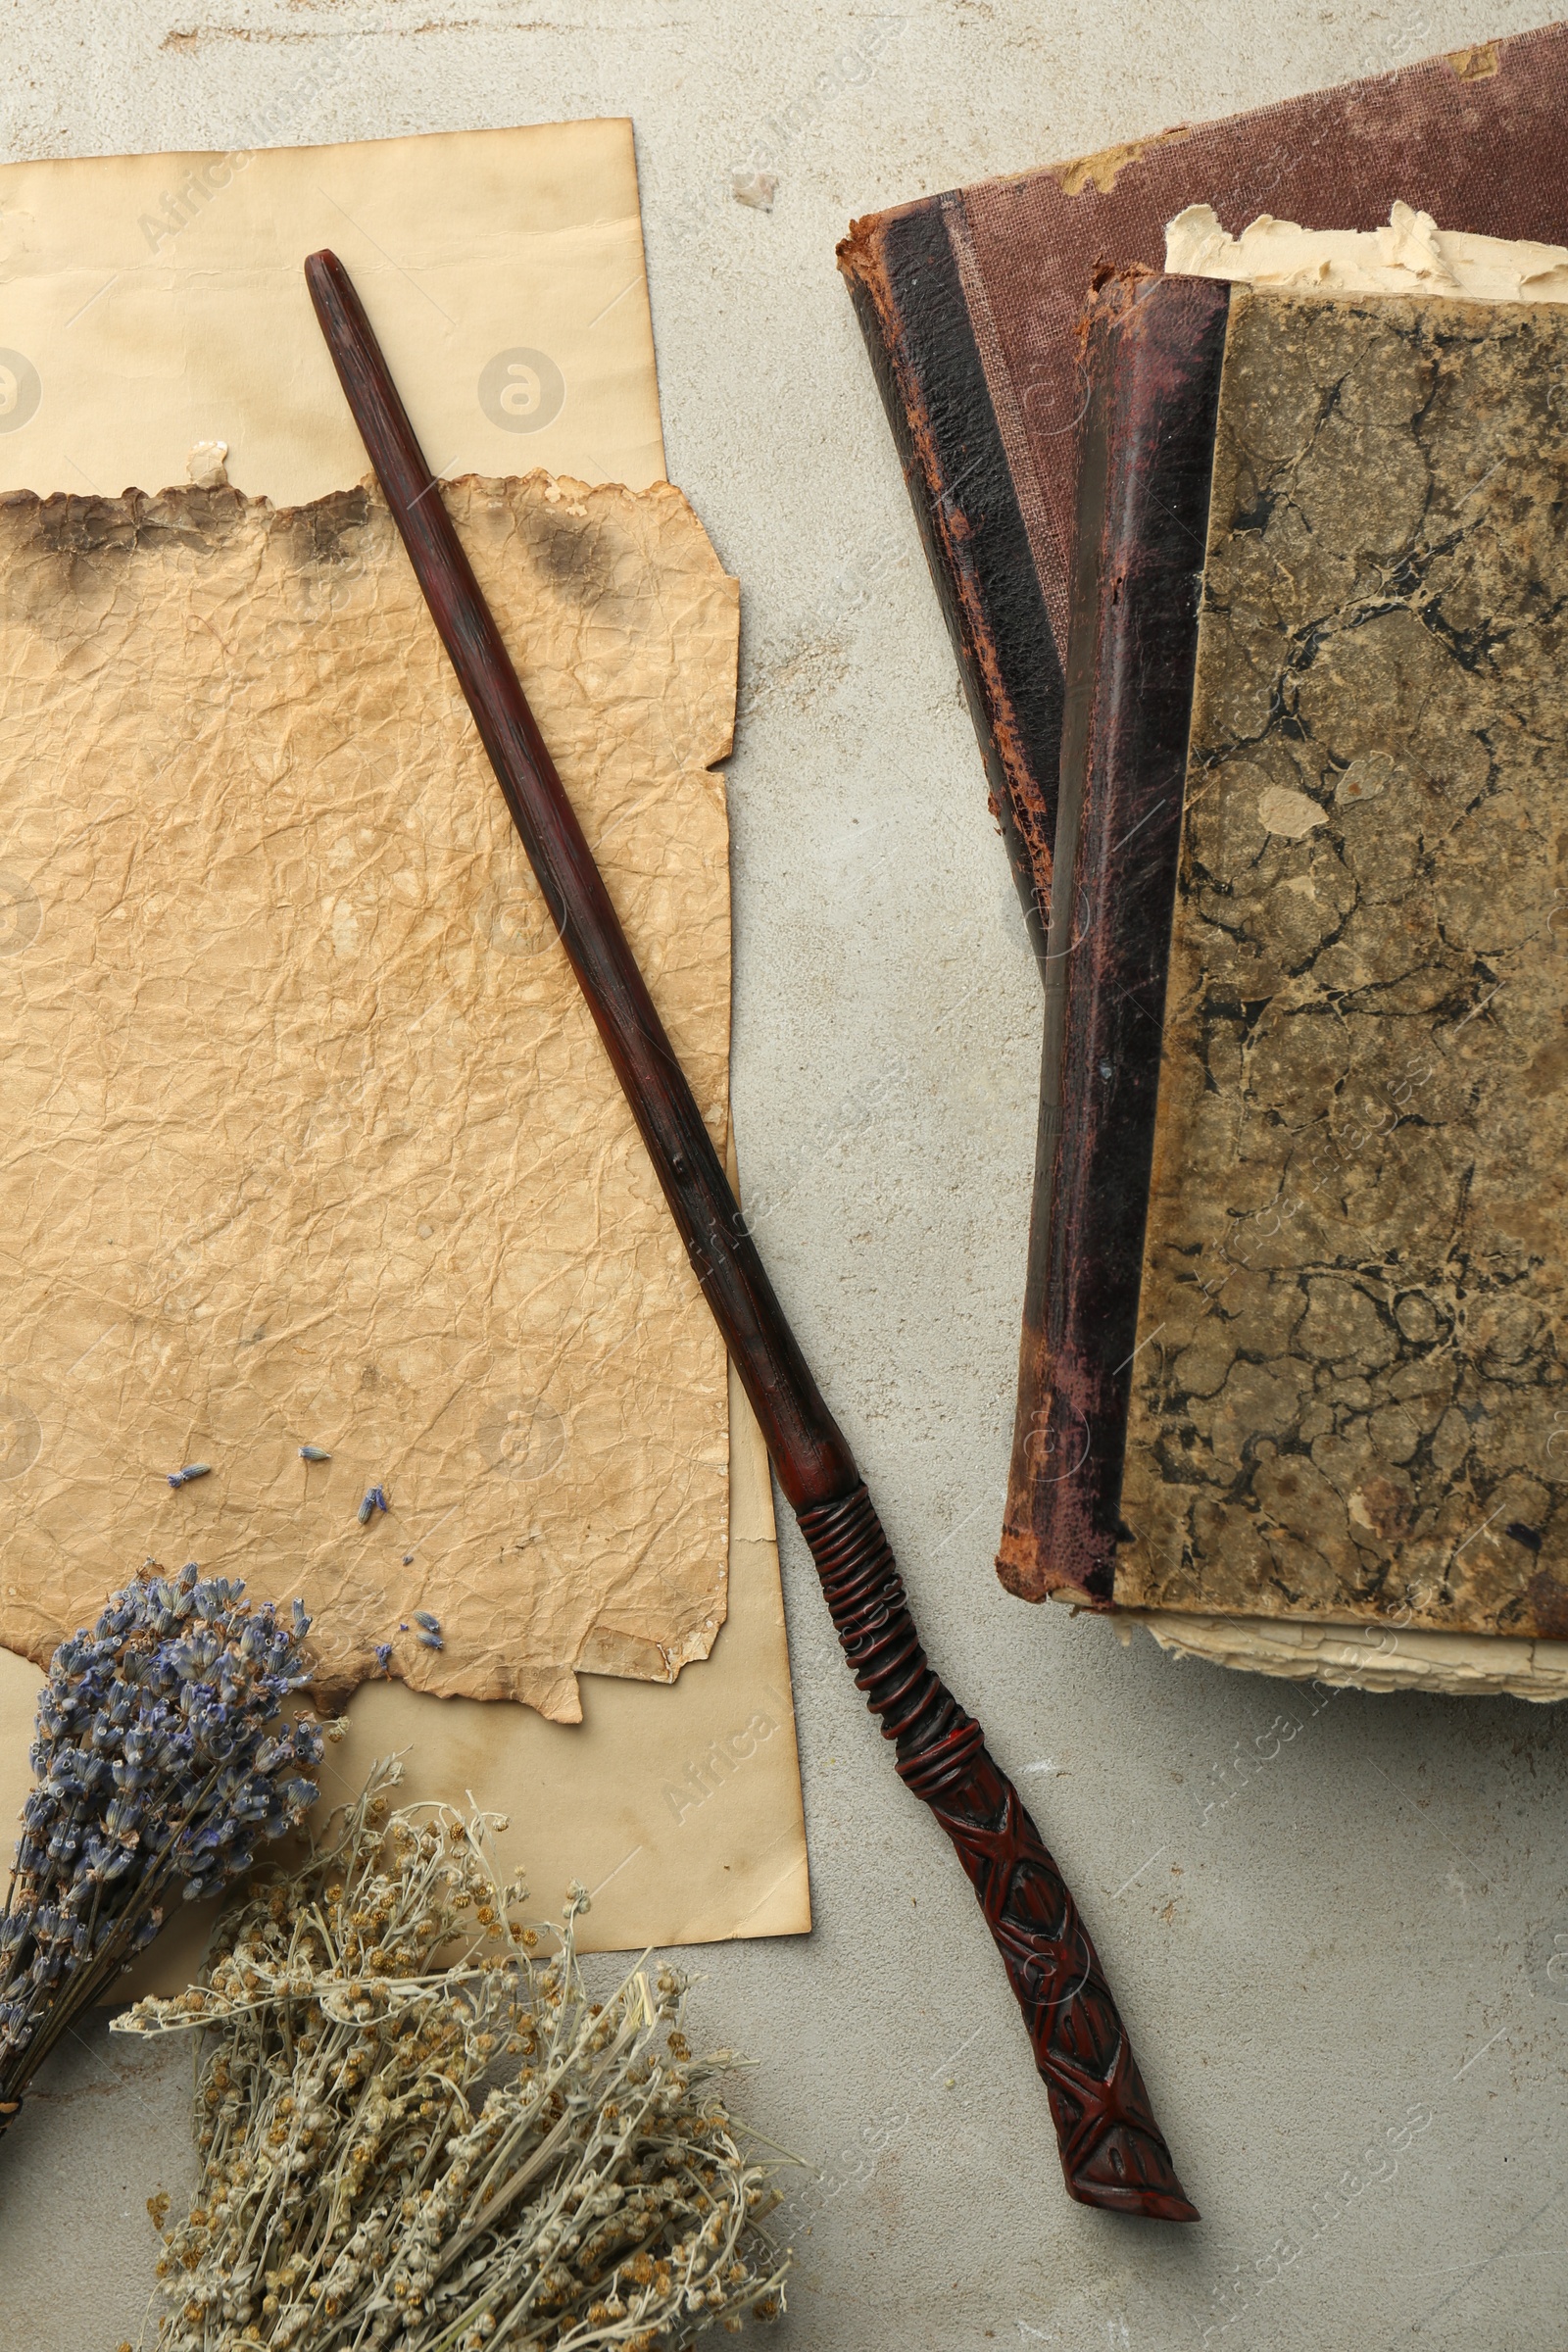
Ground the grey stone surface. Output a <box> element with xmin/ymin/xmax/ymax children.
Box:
<box><xmin>2</xmin><ymin>6</ymin><xmax>1566</xmax><ymax>2349</ymax></box>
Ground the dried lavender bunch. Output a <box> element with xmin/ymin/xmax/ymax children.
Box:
<box><xmin>0</xmin><ymin>1562</ymin><xmax>325</xmax><ymax>2134</ymax></box>
<box><xmin>116</xmin><ymin>1762</ymin><xmax>791</xmax><ymax>2351</ymax></box>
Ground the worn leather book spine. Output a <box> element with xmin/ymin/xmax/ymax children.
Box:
<box><xmin>837</xmin><ymin>204</ymin><xmax>1062</xmax><ymax>961</ymax></box>
<box><xmin>1006</xmin><ymin>272</ymin><xmax>1228</xmax><ymax>1604</ymax></box>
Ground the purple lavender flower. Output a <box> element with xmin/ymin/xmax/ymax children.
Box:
<box><xmin>0</xmin><ymin>1562</ymin><xmax>322</xmax><ymax>2140</ymax></box>
<box><xmin>357</xmin><ymin>1485</ymin><xmax>389</xmax><ymax>1526</ymax></box>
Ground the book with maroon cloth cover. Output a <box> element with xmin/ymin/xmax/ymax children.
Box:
<box><xmin>836</xmin><ymin>24</ymin><xmax>1568</xmax><ymax>1609</ymax></box>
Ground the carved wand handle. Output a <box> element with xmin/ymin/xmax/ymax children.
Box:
<box><xmin>305</xmin><ymin>249</ymin><xmax>1196</xmax><ymax>2224</ymax></box>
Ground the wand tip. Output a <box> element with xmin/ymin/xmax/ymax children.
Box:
<box><xmin>304</xmin><ymin>249</ymin><xmax>349</xmax><ymax>315</ymax></box>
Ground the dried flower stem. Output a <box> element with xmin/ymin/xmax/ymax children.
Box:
<box><xmin>116</xmin><ymin>1761</ymin><xmax>791</xmax><ymax>2350</ymax></box>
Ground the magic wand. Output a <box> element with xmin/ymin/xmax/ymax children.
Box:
<box><xmin>306</xmin><ymin>247</ymin><xmax>1196</xmax><ymax>2223</ymax></box>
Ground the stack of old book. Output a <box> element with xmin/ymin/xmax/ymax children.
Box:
<box><xmin>839</xmin><ymin>23</ymin><xmax>1568</xmax><ymax>1699</ymax></box>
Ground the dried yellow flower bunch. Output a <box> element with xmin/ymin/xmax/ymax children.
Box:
<box><xmin>113</xmin><ymin>1761</ymin><xmax>790</xmax><ymax>2351</ymax></box>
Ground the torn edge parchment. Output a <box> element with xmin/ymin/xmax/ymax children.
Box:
<box><xmin>0</xmin><ymin>469</ymin><xmax>737</xmax><ymax>1721</ymax></box>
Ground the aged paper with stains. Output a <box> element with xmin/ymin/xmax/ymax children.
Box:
<box><xmin>0</xmin><ymin>1352</ymin><xmax>810</xmax><ymax>1968</ymax></box>
<box><xmin>1118</xmin><ymin>284</ymin><xmax>1568</xmax><ymax>1650</ymax></box>
<box><xmin>0</xmin><ymin>470</ymin><xmax>733</xmax><ymax>1718</ymax></box>
<box><xmin>0</xmin><ymin>123</ymin><xmax>809</xmax><ymax>1951</ymax></box>
<box><xmin>0</xmin><ymin>122</ymin><xmax>665</xmax><ymax>505</ymax></box>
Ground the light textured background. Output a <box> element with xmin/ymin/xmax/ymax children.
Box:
<box><xmin>2</xmin><ymin>7</ymin><xmax>1565</xmax><ymax>2349</ymax></box>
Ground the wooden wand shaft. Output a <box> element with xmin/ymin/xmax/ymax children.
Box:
<box><xmin>305</xmin><ymin>249</ymin><xmax>1197</xmax><ymax>2224</ymax></box>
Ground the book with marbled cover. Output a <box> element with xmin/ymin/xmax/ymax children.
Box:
<box><xmin>1036</xmin><ymin>273</ymin><xmax>1568</xmax><ymax>1642</ymax></box>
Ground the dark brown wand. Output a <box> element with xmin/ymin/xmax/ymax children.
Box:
<box><xmin>305</xmin><ymin>248</ymin><xmax>1197</xmax><ymax>2224</ymax></box>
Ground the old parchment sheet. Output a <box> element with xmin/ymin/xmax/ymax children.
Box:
<box><xmin>0</xmin><ymin>122</ymin><xmax>665</xmax><ymax>503</ymax></box>
<box><xmin>0</xmin><ymin>471</ymin><xmax>733</xmax><ymax>1719</ymax></box>
<box><xmin>0</xmin><ymin>125</ymin><xmax>810</xmax><ymax>1954</ymax></box>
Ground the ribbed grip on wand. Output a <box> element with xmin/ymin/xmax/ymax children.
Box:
<box><xmin>798</xmin><ymin>1484</ymin><xmax>1198</xmax><ymax>2223</ymax></box>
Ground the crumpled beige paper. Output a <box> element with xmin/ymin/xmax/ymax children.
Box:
<box><xmin>0</xmin><ymin>121</ymin><xmax>665</xmax><ymax>505</ymax></box>
<box><xmin>0</xmin><ymin>468</ymin><xmax>736</xmax><ymax>1721</ymax></box>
